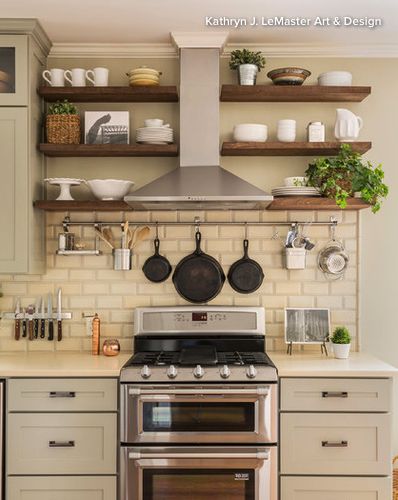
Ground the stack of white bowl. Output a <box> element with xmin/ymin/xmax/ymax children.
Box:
<box><xmin>136</xmin><ymin>119</ymin><xmax>173</xmax><ymax>145</ymax></box>
<box><xmin>127</xmin><ymin>66</ymin><xmax>161</xmax><ymax>86</ymax></box>
<box><xmin>318</xmin><ymin>71</ymin><xmax>352</xmax><ymax>86</ymax></box>
<box><xmin>233</xmin><ymin>124</ymin><xmax>268</xmax><ymax>142</ymax></box>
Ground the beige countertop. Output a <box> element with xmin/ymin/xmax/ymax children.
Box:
<box><xmin>0</xmin><ymin>351</ymin><xmax>396</xmax><ymax>378</ymax></box>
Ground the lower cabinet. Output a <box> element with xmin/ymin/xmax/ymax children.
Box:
<box><xmin>7</xmin><ymin>476</ymin><xmax>116</xmax><ymax>500</ymax></box>
<box><xmin>281</xmin><ymin>476</ymin><xmax>391</xmax><ymax>500</ymax></box>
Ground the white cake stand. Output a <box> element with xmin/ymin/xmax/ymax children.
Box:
<box><xmin>44</xmin><ymin>178</ymin><xmax>84</xmax><ymax>201</ymax></box>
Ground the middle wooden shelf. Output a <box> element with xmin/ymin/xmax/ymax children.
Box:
<box><xmin>39</xmin><ymin>143</ymin><xmax>178</xmax><ymax>157</ymax></box>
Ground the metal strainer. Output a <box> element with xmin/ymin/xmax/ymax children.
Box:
<box><xmin>317</xmin><ymin>224</ymin><xmax>349</xmax><ymax>279</ymax></box>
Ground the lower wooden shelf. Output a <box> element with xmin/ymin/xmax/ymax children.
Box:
<box><xmin>221</xmin><ymin>141</ymin><xmax>371</xmax><ymax>156</ymax></box>
<box><xmin>268</xmin><ymin>196</ymin><xmax>369</xmax><ymax>210</ymax></box>
<box><xmin>39</xmin><ymin>143</ymin><xmax>178</xmax><ymax>157</ymax></box>
<box><xmin>34</xmin><ymin>200</ymin><xmax>132</xmax><ymax>211</ymax></box>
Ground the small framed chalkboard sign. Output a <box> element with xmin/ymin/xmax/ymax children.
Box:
<box><xmin>285</xmin><ymin>308</ymin><xmax>331</xmax><ymax>355</ymax></box>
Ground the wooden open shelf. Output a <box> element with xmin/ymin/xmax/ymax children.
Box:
<box><xmin>39</xmin><ymin>143</ymin><xmax>178</xmax><ymax>157</ymax></box>
<box><xmin>268</xmin><ymin>196</ymin><xmax>369</xmax><ymax>211</ymax></box>
<box><xmin>221</xmin><ymin>142</ymin><xmax>371</xmax><ymax>157</ymax></box>
<box><xmin>34</xmin><ymin>200</ymin><xmax>132</xmax><ymax>211</ymax></box>
<box><xmin>220</xmin><ymin>85</ymin><xmax>371</xmax><ymax>102</ymax></box>
<box><xmin>38</xmin><ymin>86</ymin><xmax>179</xmax><ymax>103</ymax></box>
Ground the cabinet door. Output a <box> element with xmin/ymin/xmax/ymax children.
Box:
<box><xmin>0</xmin><ymin>35</ymin><xmax>28</xmax><ymax>106</ymax></box>
<box><xmin>0</xmin><ymin>107</ymin><xmax>29</xmax><ymax>272</ymax></box>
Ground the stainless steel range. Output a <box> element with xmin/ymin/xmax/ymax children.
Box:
<box><xmin>120</xmin><ymin>306</ymin><xmax>278</xmax><ymax>500</ymax></box>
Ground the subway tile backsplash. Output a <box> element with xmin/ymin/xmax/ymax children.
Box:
<box><xmin>0</xmin><ymin>210</ymin><xmax>358</xmax><ymax>353</ymax></box>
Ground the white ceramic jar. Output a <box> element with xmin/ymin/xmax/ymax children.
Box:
<box><xmin>277</xmin><ymin>119</ymin><xmax>296</xmax><ymax>142</ymax></box>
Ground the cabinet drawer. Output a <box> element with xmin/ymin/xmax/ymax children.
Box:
<box><xmin>281</xmin><ymin>476</ymin><xmax>391</xmax><ymax>500</ymax></box>
<box><xmin>281</xmin><ymin>378</ymin><xmax>391</xmax><ymax>412</ymax></box>
<box><xmin>8</xmin><ymin>378</ymin><xmax>117</xmax><ymax>411</ymax></box>
<box><xmin>7</xmin><ymin>413</ymin><xmax>117</xmax><ymax>474</ymax></box>
<box><xmin>7</xmin><ymin>476</ymin><xmax>116</xmax><ymax>500</ymax></box>
<box><xmin>281</xmin><ymin>413</ymin><xmax>391</xmax><ymax>475</ymax></box>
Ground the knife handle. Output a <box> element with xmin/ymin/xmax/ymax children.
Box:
<box><xmin>34</xmin><ymin>319</ymin><xmax>39</xmax><ymax>339</ymax></box>
<box><xmin>48</xmin><ymin>320</ymin><xmax>54</xmax><ymax>341</ymax></box>
<box><xmin>15</xmin><ymin>319</ymin><xmax>21</xmax><ymax>341</ymax></box>
<box><xmin>28</xmin><ymin>320</ymin><xmax>34</xmax><ymax>341</ymax></box>
<box><xmin>22</xmin><ymin>320</ymin><xmax>27</xmax><ymax>338</ymax></box>
<box><xmin>57</xmin><ymin>321</ymin><xmax>62</xmax><ymax>342</ymax></box>
<box><xmin>40</xmin><ymin>320</ymin><xmax>45</xmax><ymax>339</ymax></box>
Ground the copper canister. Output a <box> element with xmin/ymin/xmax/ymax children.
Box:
<box><xmin>103</xmin><ymin>339</ymin><xmax>120</xmax><ymax>356</ymax></box>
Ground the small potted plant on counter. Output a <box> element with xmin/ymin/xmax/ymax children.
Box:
<box><xmin>330</xmin><ymin>326</ymin><xmax>351</xmax><ymax>359</ymax></box>
<box><xmin>46</xmin><ymin>99</ymin><xmax>80</xmax><ymax>144</ymax></box>
<box><xmin>305</xmin><ymin>144</ymin><xmax>388</xmax><ymax>213</ymax></box>
<box><xmin>229</xmin><ymin>49</ymin><xmax>266</xmax><ymax>85</ymax></box>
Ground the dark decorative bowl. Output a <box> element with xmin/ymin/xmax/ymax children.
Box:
<box><xmin>267</xmin><ymin>67</ymin><xmax>311</xmax><ymax>86</ymax></box>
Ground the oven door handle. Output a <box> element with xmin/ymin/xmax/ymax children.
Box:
<box><xmin>128</xmin><ymin>450</ymin><xmax>270</xmax><ymax>460</ymax></box>
<box><xmin>128</xmin><ymin>387</ymin><xmax>270</xmax><ymax>396</ymax></box>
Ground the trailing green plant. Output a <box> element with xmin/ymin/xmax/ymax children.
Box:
<box><xmin>229</xmin><ymin>49</ymin><xmax>266</xmax><ymax>71</ymax></box>
<box><xmin>48</xmin><ymin>100</ymin><xmax>78</xmax><ymax>115</ymax></box>
<box><xmin>305</xmin><ymin>144</ymin><xmax>388</xmax><ymax>213</ymax></box>
<box><xmin>330</xmin><ymin>326</ymin><xmax>351</xmax><ymax>344</ymax></box>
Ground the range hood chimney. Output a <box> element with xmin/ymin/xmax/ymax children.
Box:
<box><xmin>125</xmin><ymin>33</ymin><xmax>273</xmax><ymax>210</ymax></box>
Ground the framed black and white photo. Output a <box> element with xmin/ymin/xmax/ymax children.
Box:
<box><xmin>285</xmin><ymin>308</ymin><xmax>330</xmax><ymax>344</ymax></box>
<box><xmin>84</xmin><ymin>111</ymin><xmax>129</xmax><ymax>145</ymax></box>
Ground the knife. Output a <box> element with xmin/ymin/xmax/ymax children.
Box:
<box><xmin>57</xmin><ymin>288</ymin><xmax>62</xmax><ymax>342</ymax></box>
<box><xmin>14</xmin><ymin>298</ymin><xmax>21</xmax><ymax>341</ymax></box>
<box><xmin>47</xmin><ymin>293</ymin><xmax>54</xmax><ymax>341</ymax></box>
<box><xmin>22</xmin><ymin>308</ymin><xmax>27</xmax><ymax>338</ymax></box>
<box><xmin>34</xmin><ymin>297</ymin><xmax>41</xmax><ymax>339</ymax></box>
<box><xmin>27</xmin><ymin>304</ymin><xmax>35</xmax><ymax>341</ymax></box>
<box><xmin>40</xmin><ymin>297</ymin><xmax>46</xmax><ymax>338</ymax></box>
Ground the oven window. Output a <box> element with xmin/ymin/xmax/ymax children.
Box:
<box><xmin>142</xmin><ymin>402</ymin><xmax>255</xmax><ymax>432</ymax></box>
<box><xmin>143</xmin><ymin>469</ymin><xmax>255</xmax><ymax>500</ymax></box>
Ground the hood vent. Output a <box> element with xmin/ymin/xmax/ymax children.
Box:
<box><xmin>125</xmin><ymin>34</ymin><xmax>273</xmax><ymax>211</ymax></box>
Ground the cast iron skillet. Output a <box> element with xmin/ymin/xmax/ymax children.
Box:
<box><xmin>173</xmin><ymin>231</ymin><xmax>225</xmax><ymax>303</ymax></box>
<box><xmin>228</xmin><ymin>239</ymin><xmax>264</xmax><ymax>293</ymax></box>
<box><xmin>142</xmin><ymin>237</ymin><xmax>172</xmax><ymax>283</ymax></box>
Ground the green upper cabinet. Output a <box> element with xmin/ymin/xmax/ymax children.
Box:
<box><xmin>0</xmin><ymin>35</ymin><xmax>28</xmax><ymax>106</ymax></box>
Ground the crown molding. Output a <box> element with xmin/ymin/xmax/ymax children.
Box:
<box><xmin>171</xmin><ymin>32</ymin><xmax>229</xmax><ymax>50</ymax></box>
<box><xmin>0</xmin><ymin>18</ymin><xmax>52</xmax><ymax>55</ymax></box>
<box><xmin>49</xmin><ymin>41</ymin><xmax>398</xmax><ymax>59</ymax></box>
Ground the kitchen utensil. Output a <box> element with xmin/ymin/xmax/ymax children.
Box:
<box><xmin>172</xmin><ymin>230</ymin><xmax>225</xmax><ymax>304</ymax></box>
<box><xmin>285</xmin><ymin>225</ymin><xmax>298</xmax><ymax>248</ymax></box>
<box><xmin>85</xmin><ymin>67</ymin><xmax>109</xmax><ymax>86</ymax></box>
<box><xmin>94</xmin><ymin>227</ymin><xmax>114</xmax><ymax>250</ymax></box>
<box><xmin>26</xmin><ymin>305</ymin><xmax>35</xmax><ymax>341</ymax></box>
<box><xmin>142</xmin><ymin>228</ymin><xmax>172</xmax><ymax>283</ymax></box>
<box><xmin>284</xmin><ymin>248</ymin><xmax>306</xmax><ymax>269</ymax></box>
<box><xmin>34</xmin><ymin>297</ymin><xmax>41</xmax><ymax>339</ymax></box>
<box><xmin>318</xmin><ymin>71</ymin><xmax>352</xmax><ymax>86</ymax></box>
<box><xmin>47</xmin><ymin>293</ymin><xmax>54</xmax><ymax>341</ymax></box>
<box><xmin>233</xmin><ymin>124</ymin><xmax>268</xmax><ymax>142</ymax></box>
<box><xmin>85</xmin><ymin>179</ymin><xmax>134</xmax><ymax>201</ymax></box>
<box><xmin>103</xmin><ymin>338</ymin><xmax>120</xmax><ymax>356</ymax></box>
<box><xmin>42</xmin><ymin>68</ymin><xmax>65</xmax><ymax>86</ymax></box>
<box><xmin>57</xmin><ymin>288</ymin><xmax>62</xmax><ymax>342</ymax></box>
<box><xmin>267</xmin><ymin>67</ymin><xmax>311</xmax><ymax>85</ymax></box>
<box><xmin>277</xmin><ymin>119</ymin><xmax>296</xmax><ymax>142</ymax></box>
<box><xmin>284</xmin><ymin>177</ymin><xmax>308</xmax><ymax>187</ymax></box>
<box><xmin>228</xmin><ymin>239</ymin><xmax>264</xmax><ymax>294</ymax></box>
<box><xmin>22</xmin><ymin>308</ymin><xmax>27</xmax><ymax>338</ymax></box>
<box><xmin>14</xmin><ymin>298</ymin><xmax>21</xmax><ymax>341</ymax></box>
<box><xmin>64</xmin><ymin>68</ymin><xmax>86</xmax><ymax>86</ymax></box>
<box><xmin>40</xmin><ymin>297</ymin><xmax>46</xmax><ymax>338</ymax></box>
<box><xmin>334</xmin><ymin>108</ymin><xmax>363</xmax><ymax>142</ymax></box>
<box><xmin>113</xmin><ymin>248</ymin><xmax>132</xmax><ymax>270</ymax></box>
<box><xmin>58</xmin><ymin>232</ymin><xmax>75</xmax><ymax>251</ymax></box>
<box><xmin>130</xmin><ymin>226</ymin><xmax>151</xmax><ymax>250</ymax></box>
<box><xmin>102</xmin><ymin>227</ymin><xmax>115</xmax><ymax>248</ymax></box>
<box><xmin>318</xmin><ymin>225</ymin><xmax>349</xmax><ymax>278</ymax></box>
<box><xmin>122</xmin><ymin>221</ymin><xmax>129</xmax><ymax>249</ymax></box>
<box><xmin>44</xmin><ymin>178</ymin><xmax>84</xmax><ymax>201</ymax></box>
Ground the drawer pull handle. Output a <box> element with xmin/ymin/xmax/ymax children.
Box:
<box><xmin>322</xmin><ymin>440</ymin><xmax>348</xmax><ymax>448</ymax></box>
<box><xmin>49</xmin><ymin>391</ymin><xmax>76</xmax><ymax>398</ymax></box>
<box><xmin>322</xmin><ymin>391</ymin><xmax>348</xmax><ymax>398</ymax></box>
<box><xmin>49</xmin><ymin>440</ymin><xmax>75</xmax><ymax>448</ymax></box>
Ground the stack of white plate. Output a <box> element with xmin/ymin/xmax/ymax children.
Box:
<box><xmin>272</xmin><ymin>186</ymin><xmax>321</xmax><ymax>197</ymax></box>
<box><xmin>136</xmin><ymin>126</ymin><xmax>174</xmax><ymax>145</ymax></box>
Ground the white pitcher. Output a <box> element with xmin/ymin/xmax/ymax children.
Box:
<box><xmin>334</xmin><ymin>108</ymin><xmax>363</xmax><ymax>142</ymax></box>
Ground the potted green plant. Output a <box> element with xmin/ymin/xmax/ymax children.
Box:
<box><xmin>46</xmin><ymin>99</ymin><xmax>80</xmax><ymax>144</ymax></box>
<box><xmin>229</xmin><ymin>49</ymin><xmax>266</xmax><ymax>86</ymax></box>
<box><xmin>305</xmin><ymin>144</ymin><xmax>388</xmax><ymax>213</ymax></box>
<box><xmin>330</xmin><ymin>326</ymin><xmax>351</xmax><ymax>359</ymax></box>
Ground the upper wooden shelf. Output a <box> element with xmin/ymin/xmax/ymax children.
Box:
<box><xmin>34</xmin><ymin>200</ymin><xmax>132</xmax><ymax>211</ymax></box>
<box><xmin>221</xmin><ymin>141</ymin><xmax>371</xmax><ymax>157</ymax></box>
<box><xmin>268</xmin><ymin>196</ymin><xmax>369</xmax><ymax>211</ymax></box>
<box><xmin>220</xmin><ymin>85</ymin><xmax>371</xmax><ymax>102</ymax></box>
<box><xmin>39</xmin><ymin>143</ymin><xmax>178</xmax><ymax>157</ymax></box>
<box><xmin>38</xmin><ymin>86</ymin><xmax>179</xmax><ymax>103</ymax></box>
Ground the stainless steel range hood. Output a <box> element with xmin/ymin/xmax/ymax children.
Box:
<box><xmin>125</xmin><ymin>34</ymin><xmax>273</xmax><ymax>211</ymax></box>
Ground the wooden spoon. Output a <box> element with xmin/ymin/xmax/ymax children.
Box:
<box><xmin>94</xmin><ymin>227</ymin><xmax>114</xmax><ymax>250</ymax></box>
<box><xmin>102</xmin><ymin>227</ymin><xmax>115</xmax><ymax>248</ymax></box>
<box><xmin>130</xmin><ymin>226</ymin><xmax>150</xmax><ymax>250</ymax></box>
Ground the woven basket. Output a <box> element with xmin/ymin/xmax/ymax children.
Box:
<box><xmin>46</xmin><ymin>114</ymin><xmax>80</xmax><ymax>144</ymax></box>
<box><xmin>393</xmin><ymin>456</ymin><xmax>398</xmax><ymax>500</ymax></box>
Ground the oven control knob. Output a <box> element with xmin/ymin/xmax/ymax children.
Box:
<box><xmin>246</xmin><ymin>365</ymin><xmax>257</xmax><ymax>379</ymax></box>
<box><xmin>141</xmin><ymin>365</ymin><xmax>151</xmax><ymax>379</ymax></box>
<box><xmin>193</xmin><ymin>364</ymin><xmax>205</xmax><ymax>379</ymax></box>
<box><xmin>220</xmin><ymin>365</ymin><xmax>231</xmax><ymax>379</ymax></box>
<box><xmin>167</xmin><ymin>365</ymin><xmax>178</xmax><ymax>379</ymax></box>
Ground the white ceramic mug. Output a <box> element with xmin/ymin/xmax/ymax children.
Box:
<box><xmin>64</xmin><ymin>68</ymin><xmax>86</xmax><ymax>87</ymax></box>
<box><xmin>277</xmin><ymin>119</ymin><xmax>296</xmax><ymax>142</ymax></box>
<box><xmin>86</xmin><ymin>67</ymin><xmax>109</xmax><ymax>86</ymax></box>
<box><xmin>42</xmin><ymin>68</ymin><xmax>65</xmax><ymax>87</ymax></box>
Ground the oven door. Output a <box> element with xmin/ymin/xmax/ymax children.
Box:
<box><xmin>120</xmin><ymin>446</ymin><xmax>277</xmax><ymax>500</ymax></box>
<box><xmin>120</xmin><ymin>384</ymin><xmax>277</xmax><ymax>444</ymax></box>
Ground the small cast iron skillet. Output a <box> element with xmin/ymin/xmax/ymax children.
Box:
<box><xmin>142</xmin><ymin>237</ymin><xmax>172</xmax><ymax>283</ymax></box>
<box><xmin>228</xmin><ymin>239</ymin><xmax>264</xmax><ymax>294</ymax></box>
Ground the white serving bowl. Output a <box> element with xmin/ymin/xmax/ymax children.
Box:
<box><xmin>318</xmin><ymin>71</ymin><xmax>352</xmax><ymax>86</ymax></box>
<box><xmin>284</xmin><ymin>176</ymin><xmax>308</xmax><ymax>187</ymax></box>
<box><xmin>86</xmin><ymin>179</ymin><xmax>134</xmax><ymax>200</ymax></box>
<box><xmin>144</xmin><ymin>118</ymin><xmax>164</xmax><ymax>127</ymax></box>
<box><xmin>233</xmin><ymin>124</ymin><xmax>268</xmax><ymax>142</ymax></box>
